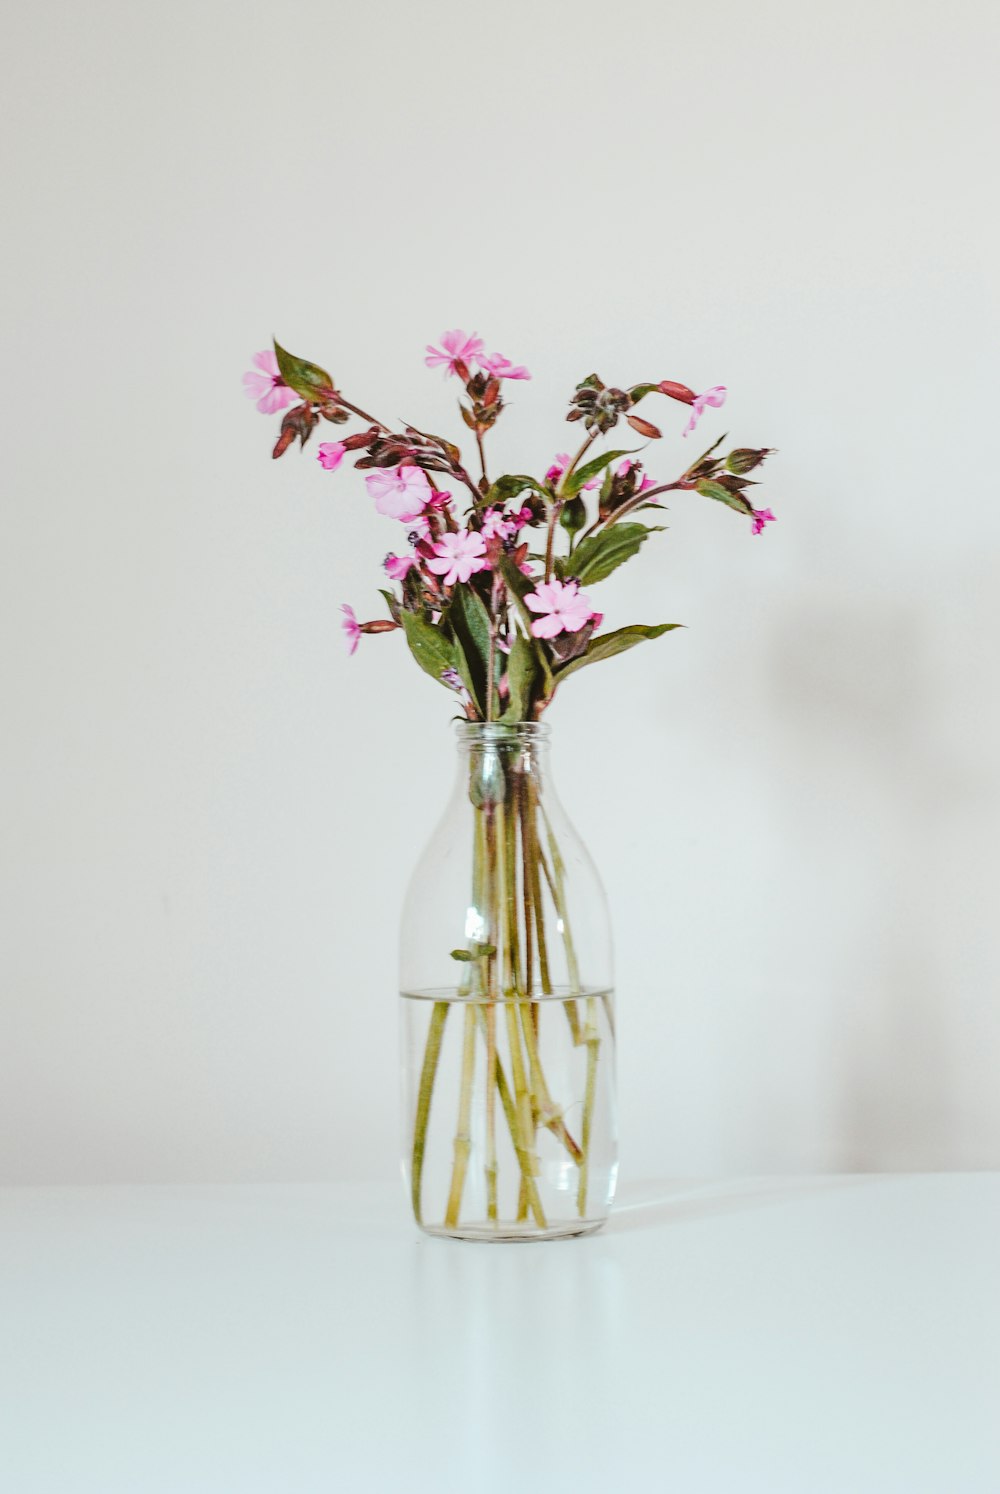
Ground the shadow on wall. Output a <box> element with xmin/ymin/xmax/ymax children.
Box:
<box><xmin>766</xmin><ymin>582</ymin><xmax>978</xmax><ymax>1170</ymax></box>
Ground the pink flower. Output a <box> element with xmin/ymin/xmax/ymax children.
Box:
<box><xmin>480</xmin><ymin>507</ymin><xmax>515</xmax><ymax>541</ymax></box>
<box><xmin>426</xmin><ymin>529</ymin><xmax>490</xmax><ymax>586</ymax></box>
<box><xmin>384</xmin><ymin>553</ymin><xmax>416</xmax><ymax>580</ymax></box>
<box><xmin>365</xmin><ymin>464</ymin><xmax>431</xmax><ymax>522</ymax></box>
<box><xmin>616</xmin><ymin>457</ymin><xmax>657</xmax><ymax>494</ymax></box>
<box><xmin>682</xmin><ymin>385</ymin><xmax>727</xmax><ymax>437</ymax></box>
<box><xmin>242</xmin><ymin>350</ymin><xmax>298</xmax><ymax>415</ymax></box>
<box><xmin>425</xmin><ymin>330</ymin><xmax>485</xmax><ymax>378</ymax></box>
<box><xmin>524</xmin><ymin>579</ymin><xmax>599</xmax><ymax>639</ymax></box>
<box><xmin>340</xmin><ymin>604</ymin><xmax>360</xmax><ymax>656</ymax></box>
<box><xmin>545</xmin><ymin>453</ymin><xmax>601</xmax><ymax>490</ymax></box>
<box><xmin>316</xmin><ymin>442</ymin><xmax>347</xmax><ymax>471</ymax></box>
<box><xmin>510</xmin><ymin>505</ymin><xmax>534</xmax><ymax>531</ymax></box>
<box><xmin>477</xmin><ymin>352</ymin><xmax>531</xmax><ymax>381</ymax></box>
<box><xmin>750</xmin><ymin>507</ymin><xmax>777</xmax><ymax>536</ymax></box>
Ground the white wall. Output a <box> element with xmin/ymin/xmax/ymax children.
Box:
<box><xmin>2</xmin><ymin>0</ymin><xmax>998</xmax><ymax>1183</ymax></box>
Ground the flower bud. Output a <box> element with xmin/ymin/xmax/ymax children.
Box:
<box><xmin>725</xmin><ymin>447</ymin><xmax>773</xmax><ymax>475</ymax></box>
<box><xmin>658</xmin><ymin>380</ymin><xmax>695</xmax><ymax>404</ymax></box>
<box><xmin>559</xmin><ymin>496</ymin><xmax>587</xmax><ymax>535</ymax></box>
<box><xmin>626</xmin><ymin>414</ymin><xmax>662</xmax><ymax>439</ymax></box>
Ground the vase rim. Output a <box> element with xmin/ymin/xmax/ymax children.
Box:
<box><xmin>454</xmin><ymin>719</ymin><xmax>551</xmax><ymax>743</ymax></box>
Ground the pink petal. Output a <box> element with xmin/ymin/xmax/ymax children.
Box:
<box><xmin>252</xmin><ymin>349</ymin><xmax>279</xmax><ymax>375</ymax></box>
<box><xmin>531</xmin><ymin>613</ymin><xmax>564</xmax><ymax>639</ymax></box>
<box><xmin>257</xmin><ymin>384</ymin><xmax>296</xmax><ymax>415</ymax></box>
<box><xmin>243</xmin><ymin>371</ymin><xmax>271</xmax><ymax>400</ymax></box>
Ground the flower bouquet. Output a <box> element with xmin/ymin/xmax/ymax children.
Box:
<box><xmin>245</xmin><ymin>331</ymin><xmax>775</xmax><ymax>1240</ymax></box>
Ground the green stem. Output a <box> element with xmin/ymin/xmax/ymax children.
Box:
<box><xmin>576</xmin><ymin>996</ymin><xmax>601</xmax><ymax>1218</ymax></box>
<box><xmin>411</xmin><ymin>1001</ymin><xmax>449</xmax><ymax>1225</ymax></box>
<box><xmin>483</xmin><ymin>808</ymin><xmax>499</xmax><ymax>1219</ymax></box>
<box><xmin>475</xmin><ymin>1006</ymin><xmax>546</xmax><ymax>1227</ymax></box>
<box><xmin>444</xmin><ymin>1004</ymin><xmax>477</xmax><ymax>1227</ymax></box>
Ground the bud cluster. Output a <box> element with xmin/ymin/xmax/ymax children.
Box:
<box><xmin>566</xmin><ymin>375</ymin><xmax>633</xmax><ymax>434</ymax></box>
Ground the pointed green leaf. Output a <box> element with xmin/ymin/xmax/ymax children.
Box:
<box><xmin>272</xmin><ymin>340</ymin><xmax>334</xmax><ymax>402</ymax></box>
<box><xmin>500</xmin><ymin>632</ymin><xmax>537</xmax><ymax>722</ymax></box>
<box><xmin>498</xmin><ymin>557</ymin><xmax>555</xmax><ymax>700</ymax></box>
<box><xmin>563</xmin><ymin>522</ymin><xmax>653</xmax><ymax>585</ymax></box>
<box><xmin>555</xmin><ymin>623</ymin><xmax>682</xmax><ymax>681</ymax></box>
<box><xmin>697</xmin><ymin>479</ymin><xmax>753</xmax><ymax>517</ymax></box>
<box><xmin>448</xmin><ymin>583</ymin><xmax>493</xmax><ymax>715</ymax></box>
<box><xmin>563</xmin><ymin>448</ymin><xmax>635</xmax><ymax>498</ymax></box>
<box><xmin>484</xmin><ymin>474</ymin><xmax>545</xmax><ymax>507</ymax></box>
<box><xmin>401</xmin><ymin>610</ymin><xmax>457</xmax><ymax>686</ymax></box>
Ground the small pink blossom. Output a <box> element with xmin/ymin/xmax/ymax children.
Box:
<box><xmin>340</xmin><ymin>604</ymin><xmax>360</xmax><ymax>656</ymax></box>
<box><xmin>425</xmin><ymin>330</ymin><xmax>485</xmax><ymax>378</ymax></box>
<box><xmin>616</xmin><ymin>457</ymin><xmax>657</xmax><ymax>494</ymax></box>
<box><xmin>480</xmin><ymin>507</ymin><xmax>515</xmax><ymax>541</ymax></box>
<box><xmin>524</xmin><ymin>579</ymin><xmax>599</xmax><ymax>640</ymax></box>
<box><xmin>509</xmin><ymin>505</ymin><xmax>534</xmax><ymax>531</ymax></box>
<box><xmin>545</xmin><ymin>453</ymin><xmax>601</xmax><ymax>490</ymax></box>
<box><xmin>426</xmin><ymin>529</ymin><xmax>490</xmax><ymax>586</ymax></box>
<box><xmin>365</xmin><ymin>464</ymin><xmax>432</xmax><ymax>522</ymax></box>
<box><xmin>750</xmin><ymin>507</ymin><xmax>777</xmax><ymax>536</ymax></box>
<box><xmin>384</xmin><ymin>553</ymin><xmax>416</xmax><ymax>580</ymax></box>
<box><xmin>477</xmin><ymin>352</ymin><xmax>531</xmax><ymax>381</ymax></box>
<box><xmin>316</xmin><ymin>442</ymin><xmax>347</xmax><ymax>471</ymax></box>
<box><xmin>242</xmin><ymin>350</ymin><xmax>297</xmax><ymax>415</ymax></box>
<box><xmin>682</xmin><ymin>385</ymin><xmax>727</xmax><ymax>437</ymax></box>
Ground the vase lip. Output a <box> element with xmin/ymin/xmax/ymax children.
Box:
<box><xmin>454</xmin><ymin>719</ymin><xmax>551</xmax><ymax>744</ymax></box>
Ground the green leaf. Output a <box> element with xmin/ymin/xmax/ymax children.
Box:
<box><xmin>555</xmin><ymin>623</ymin><xmax>682</xmax><ymax>681</ymax></box>
<box><xmin>563</xmin><ymin>522</ymin><xmax>653</xmax><ymax>586</ymax></box>
<box><xmin>697</xmin><ymin>479</ymin><xmax>753</xmax><ymax>517</ymax></box>
<box><xmin>272</xmin><ymin>339</ymin><xmax>334</xmax><ymax>402</ymax></box>
<box><xmin>563</xmin><ymin>448</ymin><xmax>635</xmax><ymax>499</ymax></box>
<box><xmin>500</xmin><ymin>632</ymin><xmax>537</xmax><ymax>722</ymax></box>
<box><xmin>401</xmin><ymin>611</ymin><xmax>457</xmax><ymax>686</ymax></box>
<box><xmin>451</xmin><ymin>942</ymin><xmax>496</xmax><ymax>962</ymax></box>
<box><xmin>449</xmin><ymin>584</ymin><xmax>493</xmax><ymax>715</ymax></box>
<box><xmin>484</xmin><ymin>474</ymin><xmax>545</xmax><ymax>507</ymax></box>
<box><xmin>378</xmin><ymin>588</ymin><xmax>401</xmax><ymax>623</ymax></box>
<box><xmin>497</xmin><ymin>557</ymin><xmax>555</xmax><ymax>701</ymax></box>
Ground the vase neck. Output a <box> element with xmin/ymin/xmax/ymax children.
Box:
<box><xmin>454</xmin><ymin>721</ymin><xmax>550</xmax><ymax>804</ymax></box>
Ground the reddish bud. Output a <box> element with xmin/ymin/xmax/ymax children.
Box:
<box><xmin>359</xmin><ymin>619</ymin><xmax>401</xmax><ymax>635</ymax></box>
<box><xmin>341</xmin><ymin>427</ymin><xmax>379</xmax><ymax>451</ymax></box>
<box><xmin>658</xmin><ymin>380</ymin><xmax>696</xmax><ymax>405</ymax></box>
<box><xmin>271</xmin><ymin>427</ymin><xmax>296</xmax><ymax>459</ymax></box>
<box><xmin>626</xmin><ymin>414</ymin><xmax>662</xmax><ymax>439</ymax></box>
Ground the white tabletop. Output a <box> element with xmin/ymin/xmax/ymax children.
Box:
<box><xmin>1</xmin><ymin>1175</ymin><xmax>997</xmax><ymax>1493</ymax></box>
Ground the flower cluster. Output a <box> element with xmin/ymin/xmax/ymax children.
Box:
<box><xmin>244</xmin><ymin>331</ymin><xmax>777</xmax><ymax>720</ymax></box>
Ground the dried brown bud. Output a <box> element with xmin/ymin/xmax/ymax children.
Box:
<box><xmin>359</xmin><ymin>620</ymin><xmax>401</xmax><ymax>635</ymax></box>
<box><xmin>271</xmin><ymin>427</ymin><xmax>296</xmax><ymax>459</ymax></box>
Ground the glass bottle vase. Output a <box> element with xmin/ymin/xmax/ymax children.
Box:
<box><xmin>400</xmin><ymin>722</ymin><xmax>617</xmax><ymax>1241</ymax></box>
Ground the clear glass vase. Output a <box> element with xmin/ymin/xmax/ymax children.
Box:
<box><xmin>400</xmin><ymin>722</ymin><xmax>616</xmax><ymax>1241</ymax></box>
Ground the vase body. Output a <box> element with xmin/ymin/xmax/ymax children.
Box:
<box><xmin>400</xmin><ymin>722</ymin><xmax>616</xmax><ymax>1241</ymax></box>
